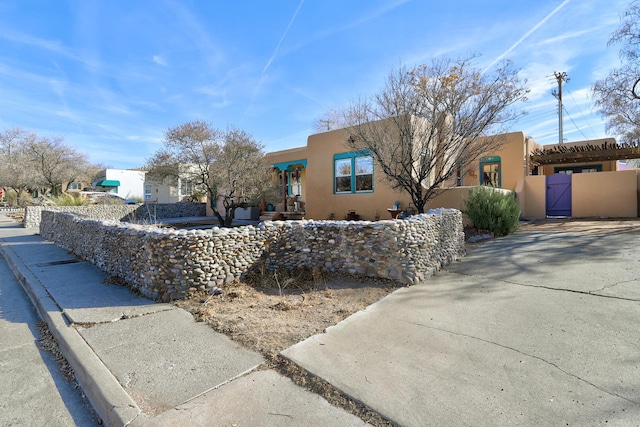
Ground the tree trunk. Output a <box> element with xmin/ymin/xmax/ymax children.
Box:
<box><xmin>224</xmin><ymin>206</ymin><xmax>235</xmax><ymax>227</ymax></box>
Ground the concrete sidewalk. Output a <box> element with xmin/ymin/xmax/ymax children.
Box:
<box><xmin>5</xmin><ymin>210</ymin><xmax>640</xmax><ymax>426</ymax></box>
<box><xmin>0</xmin><ymin>217</ymin><xmax>366</xmax><ymax>426</ymax></box>
<box><xmin>283</xmin><ymin>229</ymin><xmax>640</xmax><ymax>426</ymax></box>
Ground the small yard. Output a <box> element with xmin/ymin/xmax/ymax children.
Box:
<box><xmin>174</xmin><ymin>271</ymin><xmax>403</xmax><ymax>361</ymax></box>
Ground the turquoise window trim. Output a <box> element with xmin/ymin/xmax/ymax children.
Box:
<box><xmin>479</xmin><ymin>158</ymin><xmax>502</xmax><ymax>188</ymax></box>
<box><xmin>333</xmin><ymin>151</ymin><xmax>374</xmax><ymax>194</ymax></box>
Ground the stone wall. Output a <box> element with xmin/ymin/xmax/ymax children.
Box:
<box><xmin>40</xmin><ymin>209</ymin><xmax>464</xmax><ymax>301</ymax></box>
<box><xmin>24</xmin><ymin>202</ymin><xmax>206</xmax><ymax>228</ymax></box>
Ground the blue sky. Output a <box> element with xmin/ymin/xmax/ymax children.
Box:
<box><xmin>0</xmin><ymin>0</ymin><xmax>631</xmax><ymax>169</ymax></box>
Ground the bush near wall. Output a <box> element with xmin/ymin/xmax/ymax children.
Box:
<box><xmin>463</xmin><ymin>186</ymin><xmax>520</xmax><ymax>237</ymax></box>
<box><xmin>40</xmin><ymin>209</ymin><xmax>465</xmax><ymax>301</ymax></box>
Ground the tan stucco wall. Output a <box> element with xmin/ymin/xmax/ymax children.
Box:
<box><xmin>521</xmin><ymin>175</ymin><xmax>546</xmax><ymax>219</ymax></box>
<box><xmin>461</xmin><ymin>131</ymin><xmax>539</xmax><ymax>190</ymax></box>
<box><xmin>425</xmin><ymin>187</ymin><xmax>472</xmax><ymax>212</ymax></box>
<box><xmin>518</xmin><ymin>172</ymin><xmax>638</xmax><ymax>219</ymax></box>
<box><xmin>265</xmin><ymin>129</ymin><xmax>540</xmax><ymax>221</ymax></box>
<box><xmin>572</xmin><ymin>170</ymin><xmax>638</xmax><ymax>218</ymax></box>
<box><xmin>304</xmin><ymin>128</ymin><xmax>411</xmax><ymax>221</ymax></box>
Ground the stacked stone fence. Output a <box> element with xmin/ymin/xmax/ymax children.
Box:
<box><xmin>24</xmin><ymin>202</ymin><xmax>206</xmax><ymax>228</ymax></box>
<box><xmin>39</xmin><ymin>208</ymin><xmax>464</xmax><ymax>301</ymax></box>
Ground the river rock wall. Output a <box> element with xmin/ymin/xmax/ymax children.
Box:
<box><xmin>24</xmin><ymin>202</ymin><xmax>206</xmax><ymax>228</ymax></box>
<box><xmin>39</xmin><ymin>209</ymin><xmax>464</xmax><ymax>301</ymax></box>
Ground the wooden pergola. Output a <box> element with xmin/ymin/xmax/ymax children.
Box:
<box><xmin>530</xmin><ymin>140</ymin><xmax>640</xmax><ymax>165</ymax></box>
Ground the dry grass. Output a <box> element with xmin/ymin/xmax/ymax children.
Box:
<box><xmin>174</xmin><ymin>269</ymin><xmax>403</xmax><ymax>361</ymax></box>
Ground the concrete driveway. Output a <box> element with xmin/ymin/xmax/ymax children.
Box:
<box><xmin>283</xmin><ymin>224</ymin><xmax>640</xmax><ymax>426</ymax></box>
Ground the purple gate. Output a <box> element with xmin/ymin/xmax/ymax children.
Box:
<box><xmin>546</xmin><ymin>174</ymin><xmax>572</xmax><ymax>217</ymax></box>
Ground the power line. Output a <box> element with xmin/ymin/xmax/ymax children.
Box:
<box><xmin>562</xmin><ymin>106</ymin><xmax>589</xmax><ymax>140</ymax></box>
<box><xmin>564</xmin><ymin>87</ymin><xmax>599</xmax><ymax>138</ymax></box>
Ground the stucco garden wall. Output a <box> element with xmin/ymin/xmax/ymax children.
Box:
<box><xmin>572</xmin><ymin>170</ymin><xmax>638</xmax><ymax>218</ymax></box>
<box><xmin>40</xmin><ymin>209</ymin><xmax>465</xmax><ymax>301</ymax></box>
<box><xmin>23</xmin><ymin>202</ymin><xmax>206</xmax><ymax>228</ymax></box>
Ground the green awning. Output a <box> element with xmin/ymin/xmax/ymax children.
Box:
<box><xmin>273</xmin><ymin>159</ymin><xmax>307</xmax><ymax>171</ymax></box>
<box><xmin>95</xmin><ymin>180</ymin><xmax>120</xmax><ymax>187</ymax></box>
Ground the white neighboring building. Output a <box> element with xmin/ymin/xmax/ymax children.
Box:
<box><xmin>144</xmin><ymin>175</ymin><xmax>196</xmax><ymax>203</ymax></box>
<box><xmin>93</xmin><ymin>169</ymin><xmax>146</xmax><ymax>200</ymax></box>
<box><xmin>623</xmin><ymin>159</ymin><xmax>640</xmax><ymax>169</ymax></box>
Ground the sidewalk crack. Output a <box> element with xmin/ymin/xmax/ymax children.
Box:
<box><xmin>397</xmin><ymin>319</ymin><xmax>640</xmax><ymax>406</ymax></box>
<box><xmin>589</xmin><ymin>278</ymin><xmax>638</xmax><ymax>295</ymax></box>
<box><xmin>449</xmin><ymin>271</ymin><xmax>640</xmax><ymax>302</ymax></box>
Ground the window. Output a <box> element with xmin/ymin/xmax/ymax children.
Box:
<box><xmin>335</xmin><ymin>158</ymin><xmax>352</xmax><ymax>193</ymax></box>
<box><xmin>355</xmin><ymin>156</ymin><xmax>373</xmax><ymax>191</ymax></box>
<box><xmin>68</xmin><ymin>183</ymin><xmax>82</xmax><ymax>190</ymax></box>
<box><xmin>480</xmin><ymin>157</ymin><xmax>501</xmax><ymax>187</ymax></box>
<box><xmin>455</xmin><ymin>167</ymin><xmax>463</xmax><ymax>187</ymax></box>
<box><xmin>554</xmin><ymin>165</ymin><xmax>602</xmax><ymax>174</ymax></box>
<box><xmin>179</xmin><ymin>179</ymin><xmax>194</xmax><ymax>197</ymax></box>
<box><xmin>334</xmin><ymin>151</ymin><xmax>374</xmax><ymax>194</ymax></box>
<box><xmin>145</xmin><ymin>184</ymin><xmax>152</xmax><ymax>200</ymax></box>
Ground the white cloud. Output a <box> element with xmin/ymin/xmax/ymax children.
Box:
<box><xmin>152</xmin><ymin>55</ymin><xmax>167</xmax><ymax>66</ymax></box>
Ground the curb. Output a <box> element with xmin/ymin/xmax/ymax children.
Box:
<box><xmin>0</xmin><ymin>239</ymin><xmax>141</xmax><ymax>427</ymax></box>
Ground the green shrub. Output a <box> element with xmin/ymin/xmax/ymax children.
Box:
<box><xmin>463</xmin><ymin>186</ymin><xmax>520</xmax><ymax>237</ymax></box>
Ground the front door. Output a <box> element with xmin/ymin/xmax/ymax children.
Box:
<box><xmin>546</xmin><ymin>174</ymin><xmax>571</xmax><ymax>217</ymax></box>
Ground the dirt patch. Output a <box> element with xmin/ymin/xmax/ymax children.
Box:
<box><xmin>174</xmin><ymin>270</ymin><xmax>403</xmax><ymax>361</ymax></box>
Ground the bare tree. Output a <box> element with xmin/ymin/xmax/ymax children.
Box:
<box><xmin>313</xmin><ymin>107</ymin><xmax>349</xmax><ymax>133</ymax></box>
<box><xmin>25</xmin><ymin>136</ymin><xmax>93</xmax><ymax>195</ymax></box>
<box><xmin>593</xmin><ymin>0</ymin><xmax>640</xmax><ymax>142</ymax></box>
<box><xmin>344</xmin><ymin>56</ymin><xmax>529</xmax><ymax>213</ymax></box>
<box><xmin>0</xmin><ymin>128</ymin><xmax>38</xmax><ymax>200</ymax></box>
<box><xmin>146</xmin><ymin>120</ymin><xmax>275</xmax><ymax>227</ymax></box>
<box><xmin>0</xmin><ymin>127</ymin><xmax>99</xmax><ymax>202</ymax></box>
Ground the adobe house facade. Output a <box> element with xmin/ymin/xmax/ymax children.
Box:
<box><xmin>264</xmin><ymin>129</ymin><xmax>542</xmax><ymax>221</ymax></box>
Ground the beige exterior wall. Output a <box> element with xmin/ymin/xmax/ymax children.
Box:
<box><xmin>265</xmin><ymin>129</ymin><xmax>541</xmax><ymax>221</ymax></box>
<box><xmin>461</xmin><ymin>131</ymin><xmax>540</xmax><ymax>190</ymax></box>
<box><xmin>144</xmin><ymin>177</ymin><xmax>181</xmax><ymax>204</ymax></box>
<box><xmin>520</xmin><ymin>171</ymin><xmax>639</xmax><ymax>219</ymax></box>
<box><xmin>424</xmin><ymin>187</ymin><xmax>472</xmax><ymax>212</ymax></box>
<box><xmin>572</xmin><ymin>170</ymin><xmax>638</xmax><ymax>218</ymax></box>
<box><xmin>304</xmin><ymin>128</ymin><xmax>411</xmax><ymax>221</ymax></box>
<box><xmin>521</xmin><ymin>175</ymin><xmax>546</xmax><ymax>219</ymax></box>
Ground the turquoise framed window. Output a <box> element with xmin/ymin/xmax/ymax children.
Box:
<box><xmin>334</xmin><ymin>151</ymin><xmax>374</xmax><ymax>194</ymax></box>
<box><xmin>479</xmin><ymin>156</ymin><xmax>501</xmax><ymax>188</ymax></box>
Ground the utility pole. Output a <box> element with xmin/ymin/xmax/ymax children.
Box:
<box><xmin>552</xmin><ymin>71</ymin><xmax>569</xmax><ymax>144</ymax></box>
<box><xmin>318</xmin><ymin>119</ymin><xmax>332</xmax><ymax>131</ymax></box>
